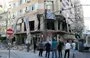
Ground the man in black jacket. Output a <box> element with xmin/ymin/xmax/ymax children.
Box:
<box><xmin>57</xmin><ymin>39</ymin><xmax>64</xmax><ymax>58</ymax></box>
<box><xmin>45</xmin><ymin>41</ymin><xmax>51</xmax><ymax>58</ymax></box>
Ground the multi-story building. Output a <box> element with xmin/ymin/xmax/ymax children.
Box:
<box><xmin>8</xmin><ymin>0</ymin><xmax>83</xmax><ymax>44</ymax></box>
<box><xmin>0</xmin><ymin>11</ymin><xmax>8</xmax><ymax>37</ymax></box>
<box><xmin>0</xmin><ymin>5</ymin><xmax>9</xmax><ymax>38</ymax></box>
<box><xmin>74</xmin><ymin>0</ymin><xmax>84</xmax><ymax>36</ymax></box>
<box><xmin>60</xmin><ymin>0</ymin><xmax>84</xmax><ymax>39</ymax></box>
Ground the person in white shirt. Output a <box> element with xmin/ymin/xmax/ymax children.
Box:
<box><xmin>71</xmin><ymin>40</ymin><xmax>76</xmax><ymax>58</ymax></box>
<box><xmin>72</xmin><ymin>41</ymin><xmax>76</xmax><ymax>50</ymax></box>
<box><xmin>64</xmin><ymin>40</ymin><xmax>71</xmax><ymax>58</ymax></box>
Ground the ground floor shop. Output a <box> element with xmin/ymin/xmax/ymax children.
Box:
<box><xmin>13</xmin><ymin>30</ymin><xmax>76</xmax><ymax>45</ymax></box>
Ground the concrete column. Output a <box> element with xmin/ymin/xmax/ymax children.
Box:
<box><xmin>21</xmin><ymin>23</ymin><xmax>24</xmax><ymax>32</ymax></box>
<box><xmin>40</xmin><ymin>16</ymin><xmax>44</xmax><ymax>31</ymax></box>
<box><xmin>60</xmin><ymin>22</ymin><xmax>62</xmax><ymax>31</ymax></box>
<box><xmin>55</xmin><ymin>20</ymin><xmax>58</xmax><ymax>30</ymax></box>
<box><xmin>35</xmin><ymin>18</ymin><xmax>38</xmax><ymax>31</ymax></box>
<box><xmin>67</xmin><ymin>24</ymin><xmax>69</xmax><ymax>32</ymax></box>
<box><xmin>57</xmin><ymin>34</ymin><xmax>59</xmax><ymax>42</ymax></box>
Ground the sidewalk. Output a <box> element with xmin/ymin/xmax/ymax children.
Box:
<box><xmin>0</xmin><ymin>44</ymin><xmax>81</xmax><ymax>58</ymax></box>
<box><xmin>0</xmin><ymin>49</ymin><xmax>82</xmax><ymax>58</ymax></box>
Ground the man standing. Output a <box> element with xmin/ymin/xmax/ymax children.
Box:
<box><xmin>71</xmin><ymin>40</ymin><xmax>76</xmax><ymax>58</ymax></box>
<box><xmin>57</xmin><ymin>39</ymin><xmax>64</xmax><ymax>58</ymax></box>
<box><xmin>33</xmin><ymin>38</ymin><xmax>37</xmax><ymax>53</ymax></box>
<box><xmin>25</xmin><ymin>40</ymin><xmax>30</xmax><ymax>52</ymax></box>
<box><xmin>45</xmin><ymin>41</ymin><xmax>51</xmax><ymax>58</ymax></box>
<box><xmin>38</xmin><ymin>41</ymin><xmax>44</xmax><ymax>57</ymax></box>
<box><xmin>52</xmin><ymin>37</ymin><xmax>57</xmax><ymax>58</ymax></box>
<box><xmin>64</xmin><ymin>40</ymin><xmax>71</xmax><ymax>58</ymax></box>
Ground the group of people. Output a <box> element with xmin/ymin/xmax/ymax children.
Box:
<box><xmin>37</xmin><ymin>37</ymin><xmax>76</xmax><ymax>58</ymax></box>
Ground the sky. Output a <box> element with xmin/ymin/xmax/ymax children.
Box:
<box><xmin>80</xmin><ymin>0</ymin><xmax>90</xmax><ymax>30</ymax></box>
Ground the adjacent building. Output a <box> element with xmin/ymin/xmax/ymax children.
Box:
<box><xmin>0</xmin><ymin>7</ymin><xmax>8</xmax><ymax>37</ymax></box>
<box><xmin>60</xmin><ymin>0</ymin><xmax>84</xmax><ymax>39</ymax></box>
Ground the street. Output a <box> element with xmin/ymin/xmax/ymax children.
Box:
<box><xmin>0</xmin><ymin>49</ymin><xmax>90</xmax><ymax>58</ymax></box>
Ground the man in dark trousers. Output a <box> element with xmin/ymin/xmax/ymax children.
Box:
<box><xmin>38</xmin><ymin>41</ymin><xmax>44</xmax><ymax>57</ymax></box>
<box><xmin>45</xmin><ymin>41</ymin><xmax>51</xmax><ymax>58</ymax></box>
<box><xmin>64</xmin><ymin>40</ymin><xmax>71</xmax><ymax>58</ymax></box>
<box><xmin>27</xmin><ymin>42</ymin><xmax>30</xmax><ymax>52</ymax></box>
<box><xmin>25</xmin><ymin>40</ymin><xmax>30</xmax><ymax>52</ymax></box>
<box><xmin>57</xmin><ymin>39</ymin><xmax>64</xmax><ymax>58</ymax></box>
<box><xmin>33</xmin><ymin>38</ymin><xmax>37</xmax><ymax>53</ymax></box>
<box><xmin>34</xmin><ymin>42</ymin><xmax>37</xmax><ymax>53</ymax></box>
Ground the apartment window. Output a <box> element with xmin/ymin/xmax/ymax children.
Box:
<box><xmin>32</xmin><ymin>5</ymin><xmax>35</xmax><ymax>10</ymax></box>
<box><xmin>26</xmin><ymin>7</ymin><xmax>27</xmax><ymax>10</ymax></box>
<box><xmin>20</xmin><ymin>0</ymin><xmax>22</xmax><ymax>5</ymax></box>
<box><xmin>71</xmin><ymin>3</ymin><xmax>73</xmax><ymax>7</ymax></box>
<box><xmin>16</xmin><ymin>23</ymin><xmax>22</xmax><ymax>32</ymax></box>
<box><xmin>24</xmin><ymin>23</ymin><xmax>26</xmax><ymax>31</ymax></box>
<box><xmin>68</xmin><ymin>24</ymin><xmax>71</xmax><ymax>32</ymax></box>
<box><xmin>45</xmin><ymin>1</ymin><xmax>53</xmax><ymax>11</ymax></box>
<box><xmin>27</xmin><ymin>0</ymin><xmax>31</xmax><ymax>3</ymax></box>
<box><xmin>22</xmin><ymin>0</ymin><xmax>25</xmax><ymax>4</ymax></box>
<box><xmin>13</xmin><ymin>3</ymin><xmax>15</xmax><ymax>7</ymax></box>
<box><xmin>67</xmin><ymin>0</ymin><xmax>69</xmax><ymax>2</ymax></box>
<box><xmin>13</xmin><ymin>15</ymin><xmax>15</xmax><ymax>19</ymax></box>
<box><xmin>62</xmin><ymin>22</ymin><xmax>67</xmax><ymax>31</ymax></box>
<box><xmin>60</xmin><ymin>0</ymin><xmax>62</xmax><ymax>2</ymax></box>
<box><xmin>60</xmin><ymin>11</ymin><xmax>62</xmax><ymax>13</ymax></box>
<box><xmin>62</xmin><ymin>18</ymin><xmax>67</xmax><ymax>31</ymax></box>
<box><xmin>32</xmin><ymin>6</ymin><xmax>34</xmax><ymax>10</ymax></box>
<box><xmin>25</xmin><ymin>0</ymin><xmax>31</xmax><ymax>3</ymax></box>
<box><xmin>29</xmin><ymin>6</ymin><xmax>32</xmax><ymax>11</ymax></box>
<box><xmin>20</xmin><ymin>10</ymin><xmax>22</xmax><ymax>13</ymax></box>
<box><xmin>24</xmin><ymin>21</ymin><xmax>34</xmax><ymax>31</ymax></box>
<box><xmin>35</xmin><ymin>3</ymin><xmax>38</xmax><ymax>10</ymax></box>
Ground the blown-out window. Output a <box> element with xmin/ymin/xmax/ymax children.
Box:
<box><xmin>29</xmin><ymin>21</ymin><xmax>34</xmax><ymax>31</ymax></box>
<box><xmin>46</xmin><ymin>20</ymin><xmax>55</xmax><ymax>30</ymax></box>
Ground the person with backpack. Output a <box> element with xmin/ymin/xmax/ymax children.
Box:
<box><xmin>45</xmin><ymin>41</ymin><xmax>51</xmax><ymax>58</ymax></box>
<box><xmin>57</xmin><ymin>39</ymin><xmax>64</xmax><ymax>58</ymax></box>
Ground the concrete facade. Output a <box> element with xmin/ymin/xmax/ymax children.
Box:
<box><xmin>8</xmin><ymin>0</ymin><xmax>83</xmax><ymax>44</ymax></box>
<box><xmin>60</xmin><ymin>0</ymin><xmax>84</xmax><ymax>38</ymax></box>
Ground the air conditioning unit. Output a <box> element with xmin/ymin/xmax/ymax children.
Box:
<box><xmin>27</xmin><ymin>0</ymin><xmax>30</xmax><ymax>3</ymax></box>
